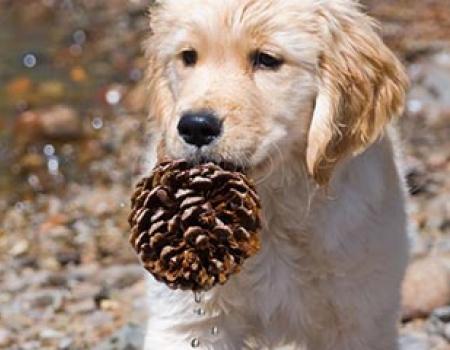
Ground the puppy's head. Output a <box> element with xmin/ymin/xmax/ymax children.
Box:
<box><xmin>145</xmin><ymin>0</ymin><xmax>407</xmax><ymax>184</ymax></box>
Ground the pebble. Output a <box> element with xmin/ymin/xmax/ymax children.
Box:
<box><xmin>40</xmin><ymin>105</ymin><xmax>83</xmax><ymax>139</ymax></box>
<box><xmin>58</xmin><ymin>337</ymin><xmax>74</xmax><ymax>350</ymax></box>
<box><xmin>431</xmin><ymin>307</ymin><xmax>450</xmax><ymax>323</ymax></box>
<box><xmin>102</xmin><ymin>265</ymin><xmax>144</xmax><ymax>289</ymax></box>
<box><xmin>401</xmin><ymin>257</ymin><xmax>450</xmax><ymax>321</ymax></box>
<box><xmin>26</xmin><ymin>290</ymin><xmax>65</xmax><ymax>311</ymax></box>
<box><xmin>93</xmin><ymin>323</ymin><xmax>144</xmax><ymax>350</ymax></box>
<box><xmin>66</xmin><ymin>299</ymin><xmax>97</xmax><ymax>315</ymax></box>
<box><xmin>445</xmin><ymin>324</ymin><xmax>450</xmax><ymax>341</ymax></box>
<box><xmin>0</xmin><ymin>328</ymin><xmax>13</xmax><ymax>347</ymax></box>
<box><xmin>399</xmin><ymin>333</ymin><xmax>430</xmax><ymax>350</ymax></box>
<box><xmin>40</xmin><ymin>328</ymin><xmax>64</xmax><ymax>340</ymax></box>
<box><xmin>14</xmin><ymin>105</ymin><xmax>83</xmax><ymax>144</ymax></box>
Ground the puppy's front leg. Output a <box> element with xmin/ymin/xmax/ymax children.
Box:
<box><xmin>143</xmin><ymin>280</ymin><xmax>248</xmax><ymax>350</ymax></box>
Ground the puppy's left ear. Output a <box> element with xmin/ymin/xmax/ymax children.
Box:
<box><xmin>306</xmin><ymin>4</ymin><xmax>408</xmax><ymax>185</ymax></box>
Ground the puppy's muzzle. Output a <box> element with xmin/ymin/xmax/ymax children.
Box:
<box><xmin>177</xmin><ymin>110</ymin><xmax>222</xmax><ymax>148</ymax></box>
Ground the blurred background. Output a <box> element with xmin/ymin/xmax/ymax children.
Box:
<box><xmin>0</xmin><ymin>0</ymin><xmax>449</xmax><ymax>349</ymax></box>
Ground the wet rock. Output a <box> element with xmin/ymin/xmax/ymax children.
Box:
<box><xmin>432</xmin><ymin>307</ymin><xmax>450</xmax><ymax>323</ymax></box>
<box><xmin>14</xmin><ymin>105</ymin><xmax>83</xmax><ymax>145</ymax></box>
<box><xmin>445</xmin><ymin>324</ymin><xmax>450</xmax><ymax>341</ymax></box>
<box><xmin>40</xmin><ymin>328</ymin><xmax>64</xmax><ymax>341</ymax></box>
<box><xmin>0</xmin><ymin>328</ymin><xmax>13</xmax><ymax>347</ymax></box>
<box><xmin>25</xmin><ymin>289</ymin><xmax>66</xmax><ymax>311</ymax></box>
<box><xmin>79</xmin><ymin>187</ymin><xmax>125</xmax><ymax>217</ymax></box>
<box><xmin>399</xmin><ymin>333</ymin><xmax>430</xmax><ymax>350</ymax></box>
<box><xmin>402</xmin><ymin>257</ymin><xmax>450</xmax><ymax>321</ymax></box>
<box><xmin>66</xmin><ymin>299</ymin><xmax>97</xmax><ymax>315</ymax></box>
<box><xmin>39</xmin><ymin>105</ymin><xmax>83</xmax><ymax>140</ymax></box>
<box><xmin>85</xmin><ymin>311</ymin><xmax>114</xmax><ymax>329</ymax></box>
<box><xmin>21</xmin><ymin>340</ymin><xmax>42</xmax><ymax>350</ymax></box>
<box><xmin>58</xmin><ymin>337</ymin><xmax>74</xmax><ymax>350</ymax></box>
<box><xmin>6</xmin><ymin>76</ymin><xmax>32</xmax><ymax>97</ymax></box>
<box><xmin>93</xmin><ymin>323</ymin><xmax>145</xmax><ymax>350</ymax></box>
<box><xmin>102</xmin><ymin>265</ymin><xmax>143</xmax><ymax>289</ymax></box>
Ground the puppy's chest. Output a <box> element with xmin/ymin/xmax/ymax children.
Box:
<box><xmin>239</xmin><ymin>225</ymin><xmax>333</xmax><ymax>330</ymax></box>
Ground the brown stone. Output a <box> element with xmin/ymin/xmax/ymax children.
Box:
<box><xmin>402</xmin><ymin>257</ymin><xmax>450</xmax><ymax>321</ymax></box>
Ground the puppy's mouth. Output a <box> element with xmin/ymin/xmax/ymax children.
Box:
<box><xmin>161</xmin><ymin>153</ymin><xmax>246</xmax><ymax>174</ymax></box>
<box><xmin>158</xmin><ymin>142</ymin><xmax>248</xmax><ymax>173</ymax></box>
<box><xmin>187</xmin><ymin>157</ymin><xmax>246</xmax><ymax>174</ymax></box>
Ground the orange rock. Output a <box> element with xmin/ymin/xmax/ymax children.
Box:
<box><xmin>14</xmin><ymin>105</ymin><xmax>83</xmax><ymax>146</ymax></box>
<box><xmin>19</xmin><ymin>153</ymin><xmax>45</xmax><ymax>170</ymax></box>
<box><xmin>13</xmin><ymin>111</ymin><xmax>44</xmax><ymax>146</ymax></box>
<box><xmin>6</xmin><ymin>77</ymin><xmax>32</xmax><ymax>97</ymax></box>
<box><xmin>39</xmin><ymin>105</ymin><xmax>83</xmax><ymax>139</ymax></box>
<box><xmin>39</xmin><ymin>214</ymin><xmax>70</xmax><ymax>234</ymax></box>
<box><xmin>402</xmin><ymin>257</ymin><xmax>450</xmax><ymax>321</ymax></box>
<box><xmin>70</xmin><ymin>66</ymin><xmax>88</xmax><ymax>83</ymax></box>
<box><xmin>37</xmin><ymin>81</ymin><xmax>65</xmax><ymax>99</ymax></box>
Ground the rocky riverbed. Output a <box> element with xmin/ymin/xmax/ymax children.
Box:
<box><xmin>0</xmin><ymin>1</ymin><xmax>449</xmax><ymax>349</ymax></box>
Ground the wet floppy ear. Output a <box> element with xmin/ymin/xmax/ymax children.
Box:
<box><xmin>306</xmin><ymin>6</ymin><xmax>408</xmax><ymax>185</ymax></box>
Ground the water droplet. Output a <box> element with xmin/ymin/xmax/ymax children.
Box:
<box><xmin>23</xmin><ymin>53</ymin><xmax>37</xmax><ymax>68</ymax></box>
<box><xmin>105</xmin><ymin>89</ymin><xmax>122</xmax><ymax>105</ymax></box>
<box><xmin>191</xmin><ymin>338</ymin><xmax>200</xmax><ymax>348</ymax></box>
<box><xmin>194</xmin><ymin>308</ymin><xmax>205</xmax><ymax>316</ymax></box>
<box><xmin>48</xmin><ymin>157</ymin><xmax>59</xmax><ymax>175</ymax></box>
<box><xmin>15</xmin><ymin>100</ymin><xmax>28</xmax><ymax>112</ymax></box>
<box><xmin>43</xmin><ymin>144</ymin><xmax>55</xmax><ymax>157</ymax></box>
<box><xmin>211</xmin><ymin>326</ymin><xmax>219</xmax><ymax>336</ymax></box>
<box><xmin>15</xmin><ymin>202</ymin><xmax>26</xmax><ymax>212</ymax></box>
<box><xmin>28</xmin><ymin>174</ymin><xmax>41</xmax><ymax>190</ymax></box>
<box><xmin>73</xmin><ymin>30</ymin><xmax>86</xmax><ymax>45</ymax></box>
<box><xmin>69</xmin><ymin>44</ymin><xmax>83</xmax><ymax>56</ymax></box>
<box><xmin>61</xmin><ymin>144</ymin><xmax>74</xmax><ymax>156</ymax></box>
<box><xmin>407</xmin><ymin>99</ymin><xmax>423</xmax><ymax>114</ymax></box>
<box><xmin>194</xmin><ymin>291</ymin><xmax>202</xmax><ymax>304</ymax></box>
<box><xmin>92</xmin><ymin>117</ymin><xmax>104</xmax><ymax>130</ymax></box>
<box><xmin>129</xmin><ymin>68</ymin><xmax>142</xmax><ymax>81</ymax></box>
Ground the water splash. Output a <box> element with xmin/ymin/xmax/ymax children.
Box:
<box><xmin>211</xmin><ymin>326</ymin><xmax>219</xmax><ymax>336</ymax></box>
<box><xmin>43</xmin><ymin>144</ymin><xmax>55</xmax><ymax>157</ymax></box>
<box><xmin>23</xmin><ymin>53</ymin><xmax>37</xmax><ymax>68</ymax></box>
<box><xmin>194</xmin><ymin>308</ymin><xmax>206</xmax><ymax>316</ymax></box>
<box><xmin>194</xmin><ymin>291</ymin><xmax>202</xmax><ymax>304</ymax></box>
<box><xmin>105</xmin><ymin>89</ymin><xmax>122</xmax><ymax>106</ymax></box>
<box><xmin>92</xmin><ymin>117</ymin><xmax>104</xmax><ymax>130</ymax></box>
<box><xmin>191</xmin><ymin>338</ymin><xmax>200</xmax><ymax>348</ymax></box>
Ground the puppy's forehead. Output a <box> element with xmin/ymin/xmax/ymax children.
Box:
<box><xmin>152</xmin><ymin>0</ymin><xmax>320</xmax><ymax>57</ymax></box>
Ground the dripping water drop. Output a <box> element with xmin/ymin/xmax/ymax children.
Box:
<box><xmin>194</xmin><ymin>308</ymin><xmax>205</xmax><ymax>316</ymax></box>
<box><xmin>194</xmin><ymin>291</ymin><xmax>202</xmax><ymax>304</ymax></box>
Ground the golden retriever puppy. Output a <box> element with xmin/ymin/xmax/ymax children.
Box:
<box><xmin>142</xmin><ymin>0</ymin><xmax>409</xmax><ymax>349</ymax></box>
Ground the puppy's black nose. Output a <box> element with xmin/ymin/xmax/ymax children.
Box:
<box><xmin>177</xmin><ymin>111</ymin><xmax>222</xmax><ymax>147</ymax></box>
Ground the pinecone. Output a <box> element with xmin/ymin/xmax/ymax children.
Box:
<box><xmin>128</xmin><ymin>160</ymin><xmax>262</xmax><ymax>291</ymax></box>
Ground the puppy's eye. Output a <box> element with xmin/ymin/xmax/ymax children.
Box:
<box><xmin>251</xmin><ymin>51</ymin><xmax>283</xmax><ymax>70</ymax></box>
<box><xmin>180</xmin><ymin>49</ymin><xmax>198</xmax><ymax>67</ymax></box>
